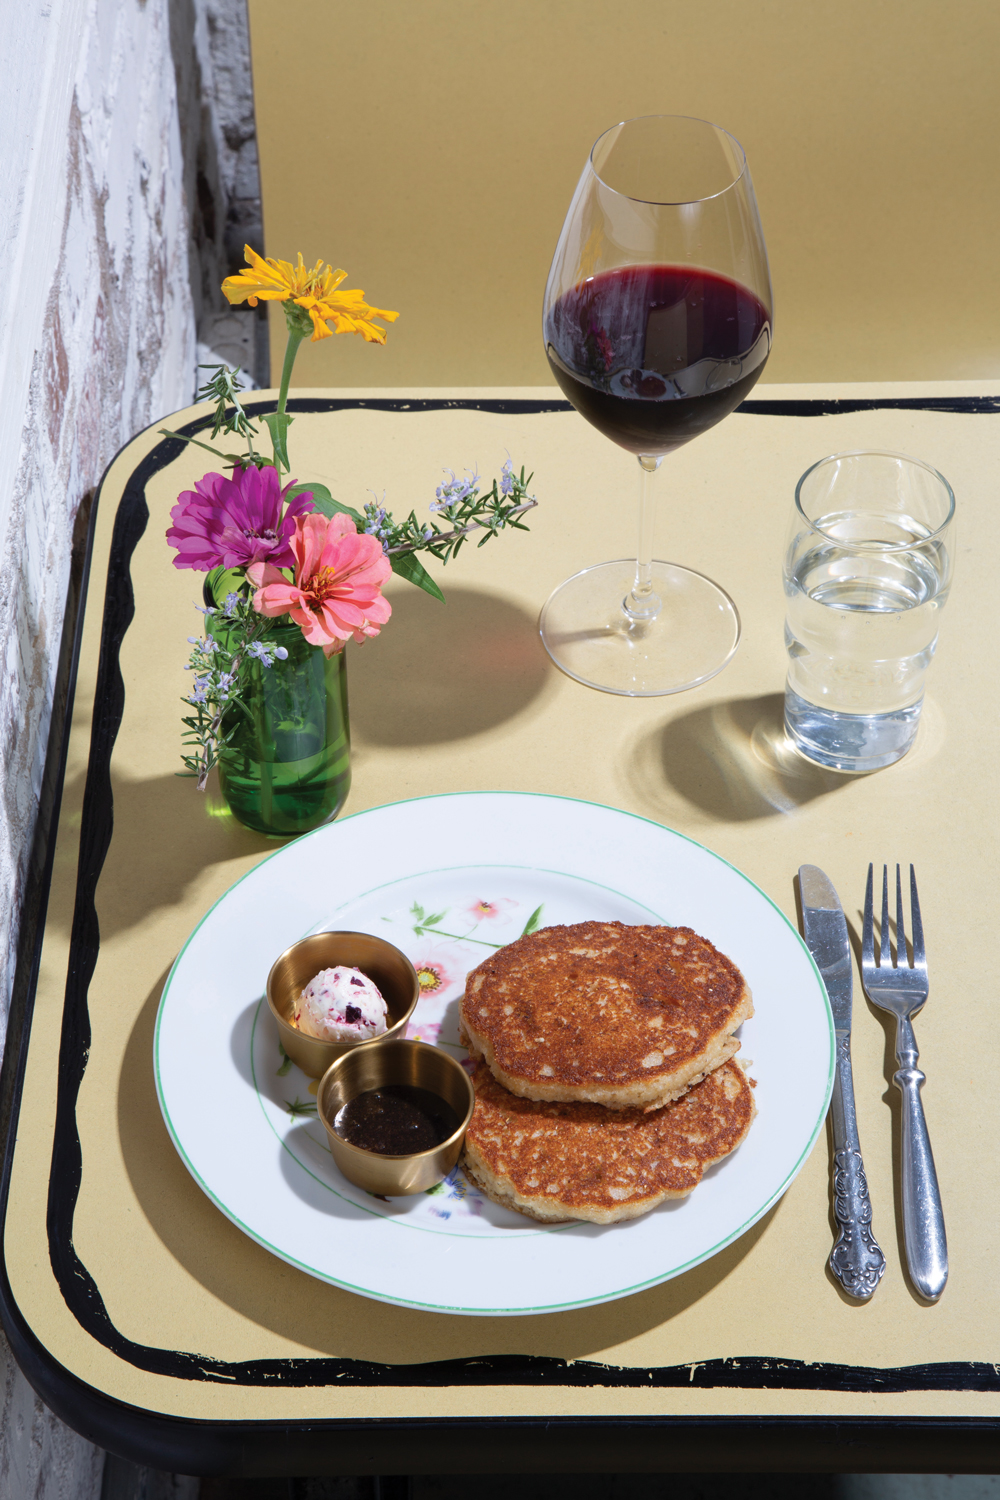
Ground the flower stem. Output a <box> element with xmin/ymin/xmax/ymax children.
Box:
<box><xmin>277</xmin><ymin>329</ymin><xmax>305</xmax><ymax>416</ymax></box>
<box><xmin>415</xmin><ymin>923</ymin><xmax>502</xmax><ymax>949</ymax></box>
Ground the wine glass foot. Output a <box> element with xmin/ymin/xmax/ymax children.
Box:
<box><xmin>539</xmin><ymin>559</ymin><xmax>741</xmax><ymax>697</ymax></box>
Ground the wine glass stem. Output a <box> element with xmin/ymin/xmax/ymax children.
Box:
<box><xmin>624</xmin><ymin>454</ymin><xmax>663</xmax><ymax>621</ymax></box>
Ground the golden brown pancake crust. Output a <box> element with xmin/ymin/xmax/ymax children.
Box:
<box><xmin>460</xmin><ymin>921</ymin><xmax>753</xmax><ymax>1109</ymax></box>
<box><xmin>463</xmin><ymin>1059</ymin><xmax>756</xmax><ymax>1224</ymax></box>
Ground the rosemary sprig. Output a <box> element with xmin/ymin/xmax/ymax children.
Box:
<box><xmin>361</xmin><ymin>460</ymin><xmax>537</xmax><ymax>566</ymax></box>
<box><xmin>158</xmin><ymin>363</ymin><xmax>269</xmax><ymax>471</ymax></box>
<box><xmin>179</xmin><ymin>591</ymin><xmax>288</xmax><ymax>789</ymax></box>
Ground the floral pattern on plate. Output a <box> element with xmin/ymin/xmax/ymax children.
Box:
<box><xmin>251</xmin><ymin>863</ymin><xmax>658</xmax><ymax>1237</ymax></box>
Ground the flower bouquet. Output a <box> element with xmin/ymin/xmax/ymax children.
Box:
<box><xmin>164</xmin><ymin>247</ymin><xmax>537</xmax><ymax>837</ymax></box>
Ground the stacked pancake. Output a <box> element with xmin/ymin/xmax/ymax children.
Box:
<box><xmin>459</xmin><ymin>920</ymin><xmax>755</xmax><ymax>1224</ymax></box>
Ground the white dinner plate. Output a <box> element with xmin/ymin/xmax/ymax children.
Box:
<box><xmin>155</xmin><ymin>792</ymin><xmax>834</xmax><ymax>1316</ymax></box>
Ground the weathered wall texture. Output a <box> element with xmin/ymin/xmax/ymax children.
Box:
<box><xmin>174</xmin><ymin>0</ymin><xmax>269</xmax><ymax>383</ymax></box>
<box><xmin>0</xmin><ymin>0</ymin><xmax>195</xmax><ymax>1093</ymax></box>
<box><xmin>0</xmin><ymin>0</ymin><xmax>196</xmax><ymax>1492</ymax></box>
<box><xmin>0</xmin><ymin>1348</ymin><xmax>105</xmax><ymax>1500</ymax></box>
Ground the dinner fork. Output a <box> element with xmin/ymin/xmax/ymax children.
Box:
<box><xmin>861</xmin><ymin>864</ymin><xmax>948</xmax><ymax>1301</ymax></box>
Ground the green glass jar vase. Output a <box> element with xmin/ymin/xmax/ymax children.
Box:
<box><xmin>205</xmin><ymin>570</ymin><xmax>351</xmax><ymax>837</ymax></box>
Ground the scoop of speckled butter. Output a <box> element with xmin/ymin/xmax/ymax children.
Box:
<box><xmin>293</xmin><ymin>965</ymin><xmax>387</xmax><ymax>1043</ymax></box>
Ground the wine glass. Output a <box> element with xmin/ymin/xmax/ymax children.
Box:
<box><xmin>540</xmin><ymin>115</ymin><xmax>773</xmax><ymax>695</ymax></box>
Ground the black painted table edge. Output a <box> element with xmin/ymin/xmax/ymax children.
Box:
<box><xmin>2</xmin><ymin>395</ymin><xmax>999</xmax><ymax>1473</ymax></box>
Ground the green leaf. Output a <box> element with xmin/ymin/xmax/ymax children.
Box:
<box><xmin>424</xmin><ymin>911</ymin><xmax>448</xmax><ymax>927</ymax></box>
<box><xmin>276</xmin><ymin>1042</ymin><xmax>292</xmax><ymax>1077</ymax></box>
<box><xmin>520</xmin><ymin>904</ymin><xmax>544</xmax><ymax>938</ymax></box>
<box><xmin>289</xmin><ymin>482</ymin><xmax>364</xmax><ymax>526</ymax></box>
<box><xmin>390</xmin><ymin>551</ymin><xmax>446</xmax><ymax>603</ymax></box>
<box><xmin>411</xmin><ymin>902</ymin><xmax>425</xmax><ymax>921</ymax></box>
<box><xmin>285</xmin><ymin>480</ymin><xmax>331</xmax><ymax>512</ymax></box>
<box><xmin>285</xmin><ymin>1097</ymin><xmax>318</xmax><ymax>1118</ymax></box>
<box><xmin>261</xmin><ymin>411</ymin><xmax>294</xmax><ymax>472</ymax></box>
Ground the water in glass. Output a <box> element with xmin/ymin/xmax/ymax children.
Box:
<box><xmin>783</xmin><ymin>523</ymin><xmax>950</xmax><ymax>771</ymax></box>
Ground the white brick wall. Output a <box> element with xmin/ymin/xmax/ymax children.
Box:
<box><xmin>0</xmin><ymin>0</ymin><xmax>195</xmax><ymax>1491</ymax></box>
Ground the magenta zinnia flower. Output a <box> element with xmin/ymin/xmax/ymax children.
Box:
<box><xmin>166</xmin><ymin>466</ymin><xmax>314</xmax><ymax>572</ymax></box>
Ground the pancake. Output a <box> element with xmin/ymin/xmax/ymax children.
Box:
<box><xmin>460</xmin><ymin>921</ymin><xmax>753</xmax><ymax>1110</ymax></box>
<box><xmin>463</xmin><ymin>1058</ymin><xmax>756</xmax><ymax>1224</ymax></box>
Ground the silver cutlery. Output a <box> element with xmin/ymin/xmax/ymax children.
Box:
<box><xmin>800</xmin><ymin>865</ymin><xmax>886</xmax><ymax>1299</ymax></box>
<box><xmin>861</xmin><ymin>863</ymin><xmax>948</xmax><ymax>1302</ymax></box>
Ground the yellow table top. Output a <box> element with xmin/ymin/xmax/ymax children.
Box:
<box><xmin>4</xmin><ymin>382</ymin><xmax>1000</xmax><ymax>1470</ymax></box>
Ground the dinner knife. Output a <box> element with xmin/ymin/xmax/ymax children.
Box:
<box><xmin>799</xmin><ymin>865</ymin><xmax>886</xmax><ymax>1299</ymax></box>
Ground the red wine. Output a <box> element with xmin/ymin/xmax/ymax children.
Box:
<box><xmin>544</xmin><ymin>265</ymin><xmax>770</xmax><ymax>456</ymax></box>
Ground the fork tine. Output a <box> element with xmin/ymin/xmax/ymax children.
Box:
<box><xmin>880</xmin><ymin>864</ymin><xmax>892</xmax><ymax>967</ymax></box>
<box><xmin>862</xmin><ymin>863</ymin><xmax>875</xmax><ymax>965</ymax></box>
<box><xmin>895</xmin><ymin>864</ymin><xmax>908</xmax><ymax>968</ymax></box>
<box><xmin>909</xmin><ymin>864</ymin><xmax>926</xmax><ymax>970</ymax></box>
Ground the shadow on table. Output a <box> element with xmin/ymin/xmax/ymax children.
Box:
<box><xmin>54</xmin><ymin>586</ymin><xmax>551</xmax><ymax>943</ymax></box>
<box><xmin>118</xmin><ymin>971</ymin><xmax>781</xmax><ymax>1367</ymax></box>
<box><xmin>348</xmin><ymin>583</ymin><xmax>556</xmax><ymax>746</ymax></box>
<box><xmin>50</xmin><ymin>763</ymin><xmax>273</xmax><ymax>940</ymax></box>
<box><xmin>624</xmin><ymin>692</ymin><xmax>866</xmax><ymax>824</ymax></box>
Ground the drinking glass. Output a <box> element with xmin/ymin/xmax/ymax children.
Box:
<box><xmin>540</xmin><ymin>115</ymin><xmax>773</xmax><ymax>695</ymax></box>
<box><xmin>783</xmin><ymin>450</ymin><xmax>956</xmax><ymax>771</ymax></box>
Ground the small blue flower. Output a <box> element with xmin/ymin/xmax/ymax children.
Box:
<box><xmin>500</xmin><ymin>457</ymin><xmax>515</xmax><ymax>497</ymax></box>
<box><xmin>274</xmin><ymin>646</ymin><xmax>288</xmax><ymax>661</ymax></box>
<box><xmin>433</xmin><ymin>466</ymin><xmax>479</xmax><ymax>510</ymax></box>
<box><xmin>224</xmin><ymin>592</ymin><xmax>240</xmax><ymax>616</ymax></box>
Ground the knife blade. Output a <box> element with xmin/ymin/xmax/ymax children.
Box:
<box><xmin>800</xmin><ymin>865</ymin><xmax>886</xmax><ymax>1299</ymax></box>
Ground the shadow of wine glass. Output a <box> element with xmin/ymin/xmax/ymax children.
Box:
<box><xmin>348</xmin><ymin>583</ymin><xmax>556</xmax><ymax>746</ymax></box>
<box><xmin>624</xmin><ymin>692</ymin><xmax>866</xmax><ymax>825</ymax></box>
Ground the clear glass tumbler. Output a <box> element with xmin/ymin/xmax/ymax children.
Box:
<box><xmin>783</xmin><ymin>450</ymin><xmax>956</xmax><ymax>772</ymax></box>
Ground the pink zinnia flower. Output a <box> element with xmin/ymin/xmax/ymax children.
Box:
<box><xmin>166</xmin><ymin>466</ymin><xmax>314</xmax><ymax>572</ymax></box>
<box><xmin>247</xmin><ymin>512</ymin><xmax>391</xmax><ymax>656</ymax></box>
<box><xmin>466</xmin><ymin>898</ymin><xmax>515</xmax><ymax>921</ymax></box>
<box><xmin>412</xmin><ymin>956</ymin><xmax>456</xmax><ymax>997</ymax></box>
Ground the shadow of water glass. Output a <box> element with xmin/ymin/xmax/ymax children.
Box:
<box><xmin>625</xmin><ymin>692</ymin><xmax>864</xmax><ymax>824</ymax></box>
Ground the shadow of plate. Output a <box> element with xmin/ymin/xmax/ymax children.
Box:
<box><xmin>117</xmin><ymin>972</ymin><xmax>780</xmax><ymax>1365</ymax></box>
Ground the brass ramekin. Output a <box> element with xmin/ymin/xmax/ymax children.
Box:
<box><xmin>317</xmin><ymin>1039</ymin><xmax>475</xmax><ymax>1196</ymax></box>
<box><xmin>265</xmin><ymin>931</ymin><xmax>419</xmax><ymax>1079</ymax></box>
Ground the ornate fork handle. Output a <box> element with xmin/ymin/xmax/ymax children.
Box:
<box><xmin>829</xmin><ymin>1033</ymin><xmax>886</xmax><ymax>1298</ymax></box>
<box><xmin>894</xmin><ymin>1016</ymin><xmax>948</xmax><ymax>1302</ymax></box>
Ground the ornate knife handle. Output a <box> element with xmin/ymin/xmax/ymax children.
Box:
<box><xmin>829</xmin><ymin>1034</ymin><xmax>886</xmax><ymax>1299</ymax></box>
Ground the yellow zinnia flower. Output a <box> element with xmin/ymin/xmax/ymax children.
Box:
<box><xmin>222</xmin><ymin>246</ymin><xmax>398</xmax><ymax>344</ymax></box>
